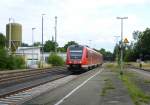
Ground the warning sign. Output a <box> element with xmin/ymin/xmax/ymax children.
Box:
<box><xmin>124</xmin><ymin>38</ymin><xmax>129</xmax><ymax>43</ymax></box>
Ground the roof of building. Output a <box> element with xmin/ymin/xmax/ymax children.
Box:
<box><xmin>17</xmin><ymin>46</ymin><xmax>42</xmax><ymax>50</ymax></box>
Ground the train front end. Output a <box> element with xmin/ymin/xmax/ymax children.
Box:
<box><xmin>66</xmin><ymin>45</ymin><xmax>86</xmax><ymax>71</ymax></box>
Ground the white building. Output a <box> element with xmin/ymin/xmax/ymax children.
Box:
<box><xmin>16</xmin><ymin>47</ymin><xmax>66</xmax><ymax>67</ymax></box>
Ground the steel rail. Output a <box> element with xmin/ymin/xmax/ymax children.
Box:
<box><xmin>0</xmin><ymin>67</ymin><xmax>70</xmax><ymax>98</ymax></box>
<box><xmin>0</xmin><ymin>67</ymin><xmax>66</xmax><ymax>81</ymax></box>
<box><xmin>0</xmin><ymin>68</ymin><xmax>66</xmax><ymax>85</ymax></box>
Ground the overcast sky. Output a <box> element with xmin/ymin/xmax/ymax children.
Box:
<box><xmin>0</xmin><ymin>0</ymin><xmax>150</xmax><ymax>52</ymax></box>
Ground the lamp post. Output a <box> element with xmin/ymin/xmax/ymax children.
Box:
<box><xmin>8</xmin><ymin>17</ymin><xmax>14</xmax><ymax>53</ymax></box>
<box><xmin>41</xmin><ymin>14</ymin><xmax>45</xmax><ymax>68</ymax></box>
<box><xmin>116</xmin><ymin>17</ymin><xmax>128</xmax><ymax>75</ymax></box>
<box><xmin>32</xmin><ymin>27</ymin><xmax>36</xmax><ymax>65</ymax></box>
<box><xmin>55</xmin><ymin>16</ymin><xmax>57</xmax><ymax>53</ymax></box>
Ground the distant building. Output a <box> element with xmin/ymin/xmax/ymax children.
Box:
<box><xmin>16</xmin><ymin>47</ymin><xmax>41</xmax><ymax>66</ymax></box>
<box><xmin>16</xmin><ymin>47</ymin><xmax>66</xmax><ymax>67</ymax></box>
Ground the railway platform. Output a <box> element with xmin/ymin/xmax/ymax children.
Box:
<box><xmin>23</xmin><ymin>67</ymin><xmax>134</xmax><ymax>105</ymax></box>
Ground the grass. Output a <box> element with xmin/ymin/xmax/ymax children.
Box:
<box><xmin>101</xmin><ymin>78</ymin><xmax>115</xmax><ymax>96</ymax></box>
<box><xmin>104</xmin><ymin>62</ymin><xmax>120</xmax><ymax>72</ymax></box>
<box><xmin>127</xmin><ymin>62</ymin><xmax>150</xmax><ymax>70</ymax></box>
<box><xmin>120</xmin><ymin>73</ymin><xmax>150</xmax><ymax>105</ymax></box>
<box><xmin>105</xmin><ymin>63</ymin><xmax>150</xmax><ymax>105</ymax></box>
<box><xmin>144</xmin><ymin>79</ymin><xmax>150</xmax><ymax>84</ymax></box>
<box><xmin>105</xmin><ymin>63</ymin><xmax>117</xmax><ymax>68</ymax></box>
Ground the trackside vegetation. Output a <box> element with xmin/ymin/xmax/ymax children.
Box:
<box><xmin>48</xmin><ymin>53</ymin><xmax>64</xmax><ymax>66</ymax></box>
<box><xmin>0</xmin><ymin>49</ymin><xmax>25</xmax><ymax>70</ymax></box>
<box><xmin>114</xmin><ymin>28</ymin><xmax>150</xmax><ymax>62</ymax></box>
<box><xmin>105</xmin><ymin>63</ymin><xmax>150</xmax><ymax>105</ymax></box>
<box><xmin>121</xmin><ymin>74</ymin><xmax>150</xmax><ymax>105</ymax></box>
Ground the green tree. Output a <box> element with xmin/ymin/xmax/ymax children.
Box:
<box><xmin>99</xmin><ymin>48</ymin><xmax>114</xmax><ymax>61</ymax></box>
<box><xmin>43</xmin><ymin>40</ymin><xmax>58</xmax><ymax>52</ymax></box>
<box><xmin>64</xmin><ymin>41</ymin><xmax>78</xmax><ymax>51</ymax></box>
<box><xmin>57</xmin><ymin>47</ymin><xmax>65</xmax><ymax>52</ymax></box>
<box><xmin>21</xmin><ymin>42</ymin><xmax>29</xmax><ymax>47</ymax></box>
<box><xmin>132</xmin><ymin>30</ymin><xmax>141</xmax><ymax>40</ymax></box>
<box><xmin>118</xmin><ymin>28</ymin><xmax>150</xmax><ymax>61</ymax></box>
<box><xmin>33</xmin><ymin>42</ymin><xmax>41</xmax><ymax>47</ymax></box>
<box><xmin>0</xmin><ymin>33</ymin><xmax>6</xmax><ymax>49</ymax></box>
<box><xmin>124</xmin><ymin>49</ymin><xmax>138</xmax><ymax>62</ymax></box>
<box><xmin>99</xmin><ymin>48</ymin><xmax>106</xmax><ymax>55</ymax></box>
<box><xmin>134</xmin><ymin>28</ymin><xmax>150</xmax><ymax>60</ymax></box>
<box><xmin>139</xmin><ymin>28</ymin><xmax>150</xmax><ymax>53</ymax></box>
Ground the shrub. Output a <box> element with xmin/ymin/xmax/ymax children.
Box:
<box><xmin>0</xmin><ymin>48</ymin><xmax>25</xmax><ymax>70</ymax></box>
<box><xmin>0</xmin><ymin>49</ymin><xmax>8</xmax><ymax>69</ymax></box>
<box><xmin>7</xmin><ymin>55</ymin><xmax>17</xmax><ymax>69</ymax></box>
<box><xmin>48</xmin><ymin>53</ymin><xmax>64</xmax><ymax>66</ymax></box>
<box><xmin>14</xmin><ymin>56</ymin><xmax>25</xmax><ymax>69</ymax></box>
<box><xmin>7</xmin><ymin>55</ymin><xmax>25</xmax><ymax>70</ymax></box>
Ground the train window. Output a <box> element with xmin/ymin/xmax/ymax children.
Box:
<box><xmin>69</xmin><ymin>46</ymin><xmax>83</xmax><ymax>50</ymax></box>
<box><xmin>70</xmin><ymin>50</ymin><xmax>83</xmax><ymax>59</ymax></box>
<box><xmin>69</xmin><ymin>46</ymin><xmax>83</xmax><ymax>59</ymax></box>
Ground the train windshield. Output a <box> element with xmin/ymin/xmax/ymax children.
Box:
<box><xmin>69</xmin><ymin>46</ymin><xmax>83</xmax><ymax>59</ymax></box>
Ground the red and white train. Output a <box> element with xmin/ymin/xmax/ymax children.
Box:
<box><xmin>66</xmin><ymin>45</ymin><xmax>103</xmax><ymax>71</ymax></box>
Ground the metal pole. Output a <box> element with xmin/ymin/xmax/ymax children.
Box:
<box><xmin>9</xmin><ymin>18</ymin><xmax>11</xmax><ymax>53</ymax></box>
<box><xmin>116</xmin><ymin>17</ymin><xmax>128</xmax><ymax>75</ymax></box>
<box><xmin>32</xmin><ymin>28</ymin><xmax>36</xmax><ymax>65</ymax></box>
<box><xmin>120</xmin><ymin>19</ymin><xmax>123</xmax><ymax>75</ymax></box>
<box><xmin>41</xmin><ymin>14</ymin><xmax>44</xmax><ymax>68</ymax></box>
<box><xmin>55</xmin><ymin>16</ymin><xmax>57</xmax><ymax>53</ymax></box>
<box><xmin>41</xmin><ymin>14</ymin><xmax>45</xmax><ymax>68</ymax></box>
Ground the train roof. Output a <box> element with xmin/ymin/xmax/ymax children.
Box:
<box><xmin>68</xmin><ymin>44</ymin><xmax>91</xmax><ymax>48</ymax></box>
<box><xmin>68</xmin><ymin>44</ymin><xmax>83</xmax><ymax>48</ymax></box>
<box><xmin>86</xmin><ymin>47</ymin><xmax>102</xmax><ymax>56</ymax></box>
<box><xmin>68</xmin><ymin>45</ymin><xmax>102</xmax><ymax>56</ymax></box>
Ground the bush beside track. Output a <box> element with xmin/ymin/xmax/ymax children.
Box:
<box><xmin>0</xmin><ymin>49</ymin><xmax>25</xmax><ymax>70</ymax></box>
<box><xmin>0</xmin><ymin>48</ymin><xmax>65</xmax><ymax>71</ymax></box>
<box><xmin>48</xmin><ymin>53</ymin><xmax>65</xmax><ymax>66</ymax></box>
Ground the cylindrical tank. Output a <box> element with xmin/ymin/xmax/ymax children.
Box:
<box><xmin>6</xmin><ymin>23</ymin><xmax>22</xmax><ymax>51</ymax></box>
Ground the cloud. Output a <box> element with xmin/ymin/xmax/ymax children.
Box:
<box><xmin>60</xmin><ymin>0</ymin><xmax>149</xmax><ymax>10</ymax></box>
<box><xmin>0</xmin><ymin>0</ymin><xmax>150</xmax><ymax>52</ymax></box>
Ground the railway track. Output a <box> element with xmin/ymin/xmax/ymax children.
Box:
<box><xmin>0</xmin><ymin>67</ymin><xmax>71</xmax><ymax>99</ymax></box>
<box><xmin>125</xmin><ymin>64</ymin><xmax>150</xmax><ymax>72</ymax></box>
<box><xmin>0</xmin><ymin>67</ymin><xmax>66</xmax><ymax>85</ymax></box>
<box><xmin>125</xmin><ymin>64</ymin><xmax>150</xmax><ymax>77</ymax></box>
